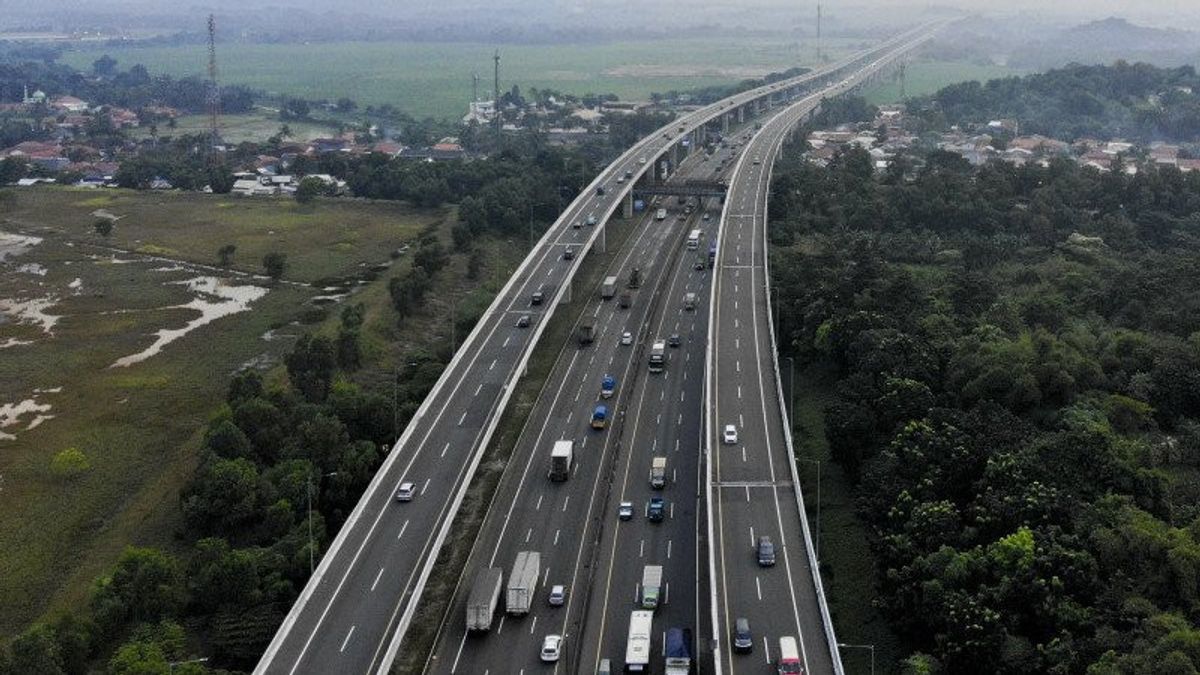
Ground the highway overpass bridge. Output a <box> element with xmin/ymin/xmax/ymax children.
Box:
<box><xmin>255</xmin><ymin>19</ymin><xmax>949</xmax><ymax>675</ymax></box>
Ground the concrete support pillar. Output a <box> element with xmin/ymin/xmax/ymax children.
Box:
<box><xmin>670</xmin><ymin>144</ymin><xmax>679</xmax><ymax>169</ymax></box>
<box><xmin>722</xmin><ymin>114</ymin><xmax>730</xmax><ymax>134</ymax></box>
<box><xmin>737</xmin><ymin>106</ymin><xmax>745</xmax><ymax>124</ymax></box>
<box><xmin>559</xmin><ymin>278</ymin><xmax>572</xmax><ymax>304</ymax></box>
<box><xmin>594</xmin><ymin>223</ymin><xmax>607</xmax><ymax>254</ymax></box>
<box><xmin>622</xmin><ymin>192</ymin><xmax>633</xmax><ymax>219</ymax></box>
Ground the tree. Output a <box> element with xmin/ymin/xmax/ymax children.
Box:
<box><xmin>107</xmin><ymin>641</ymin><xmax>168</xmax><ymax>675</ymax></box>
<box><xmin>49</xmin><ymin>447</ymin><xmax>90</xmax><ymax>478</ymax></box>
<box><xmin>337</xmin><ymin>329</ymin><xmax>361</xmax><ymax>371</ymax></box>
<box><xmin>92</xmin><ymin>54</ymin><xmax>118</xmax><ymax>77</ymax></box>
<box><xmin>217</xmin><ymin>243</ymin><xmax>237</xmax><ymax>268</ymax></box>
<box><xmin>180</xmin><ymin>458</ymin><xmax>265</xmax><ymax>538</ymax></box>
<box><xmin>207</xmin><ymin>165</ymin><xmax>234</xmax><ymax>194</ymax></box>
<box><xmin>262</xmin><ymin>252</ymin><xmax>287</xmax><ymax>281</ymax></box>
<box><xmin>204</xmin><ymin>419</ymin><xmax>254</xmax><ymax>461</ymax></box>
<box><xmin>294</xmin><ymin>176</ymin><xmax>325</xmax><ymax>204</ymax></box>
<box><xmin>285</xmin><ymin>335</ymin><xmax>337</xmax><ymax>403</ymax></box>
<box><xmin>6</xmin><ymin>624</ymin><xmax>65</xmax><ymax>675</ymax></box>
<box><xmin>90</xmin><ymin>547</ymin><xmax>185</xmax><ymax>634</ymax></box>
<box><xmin>93</xmin><ymin>219</ymin><xmax>113</xmax><ymax>238</ymax></box>
<box><xmin>335</xmin><ymin>97</ymin><xmax>357</xmax><ymax>112</ymax></box>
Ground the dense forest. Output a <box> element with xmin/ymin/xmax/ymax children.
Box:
<box><xmin>909</xmin><ymin>61</ymin><xmax>1200</xmax><ymax>142</ymax></box>
<box><xmin>770</xmin><ymin>141</ymin><xmax>1200</xmax><ymax>672</ymax></box>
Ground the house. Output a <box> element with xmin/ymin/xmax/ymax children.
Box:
<box><xmin>463</xmin><ymin>99</ymin><xmax>496</xmax><ymax>125</ymax></box>
<box><xmin>231</xmin><ymin>179</ymin><xmax>278</xmax><ymax>196</ymax></box>
<box><xmin>49</xmin><ymin>95</ymin><xmax>88</xmax><ymax>113</ymax></box>
<box><xmin>370</xmin><ymin>141</ymin><xmax>405</xmax><ymax>157</ymax></box>
<box><xmin>107</xmin><ymin>107</ymin><xmax>140</xmax><ymax>128</ymax></box>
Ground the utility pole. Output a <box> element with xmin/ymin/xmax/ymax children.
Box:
<box><xmin>816</xmin><ymin>3</ymin><xmax>822</xmax><ymax>63</ymax></box>
<box><xmin>206</xmin><ymin>14</ymin><xmax>221</xmax><ymax>149</ymax></box>
<box><xmin>493</xmin><ymin>49</ymin><xmax>501</xmax><ymax>135</ymax></box>
<box><xmin>472</xmin><ymin>73</ymin><xmax>479</xmax><ymax>103</ymax></box>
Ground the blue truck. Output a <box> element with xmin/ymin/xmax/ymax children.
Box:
<box><xmin>601</xmin><ymin>375</ymin><xmax>616</xmax><ymax>399</ymax></box>
<box><xmin>664</xmin><ymin>627</ymin><xmax>692</xmax><ymax>675</ymax></box>
<box><xmin>592</xmin><ymin>404</ymin><xmax>608</xmax><ymax>429</ymax></box>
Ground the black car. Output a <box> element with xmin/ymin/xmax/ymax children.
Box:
<box><xmin>516</xmin><ymin>314</ymin><xmax>531</xmax><ymax>328</ymax></box>
<box><xmin>531</xmin><ymin>291</ymin><xmax>544</xmax><ymax>305</ymax></box>
<box><xmin>733</xmin><ymin>618</ymin><xmax>753</xmax><ymax>653</ymax></box>
<box><xmin>668</xmin><ymin>334</ymin><xmax>681</xmax><ymax>348</ymax></box>
<box><xmin>563</xmin><ymin>247</ymin><xmax>575</xmax><ymax>260</ymax></box>
<box><xmin>596</xmin><ymin>186</ymin><xmax>606</xmax><ymax>196</ymax></box>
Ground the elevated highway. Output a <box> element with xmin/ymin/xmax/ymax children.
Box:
<box><xmin>256</xmin><ymin>20</ymin><xmax>948</xmax><ymax>675</ymax></box>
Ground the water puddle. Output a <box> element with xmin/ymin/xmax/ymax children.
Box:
<box><xmin>0</xmin><ymin>338</ymin><xmax>34</xmax><ymax>349</ymax></box>
<box><xmin>0</xmin><ymin>232</ymin><xmax>43</xmax><ymax>262</ymax></box>
<box><xmin>110</xmin><ymin>276</ymin><xmax>268</xmax><ymax>368</ymax></box>
<box><xmin>0</xmin><ymin>397</ymin><xmax>54</xmax><ymax>441</ymax></box>
<box><xmin>0</xmin><ymin>296</ymin><xmax>60</xmax><ymax>334</ymax></box>
<box><xmin>17</xmin><ymin>263</ymin><xmax>47</xmax><ymax>276</ymax></box>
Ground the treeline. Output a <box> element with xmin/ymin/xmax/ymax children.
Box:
<box><xmin>653</xmin><ymin>65</ymin><xmax>812</xmax><ymax>105</ymax></box>
<box><xmin>771</xmin><ymin>143</ymin><xmax>1200</xmax><ymax>672</ymax></box>
<box><xmin>909</xmin><ymin>61</ymin><xmax>1200</xmax><ymax>142</ymax></box>
<box><xmin>0</xmin><ymin>56</ymin><xmax>254</xmax><ymax>114</ymax></box>
<box><xmin>0</xmin><ymin>302</ymin><xmax>447</xmax><ymax>672</ymax></box>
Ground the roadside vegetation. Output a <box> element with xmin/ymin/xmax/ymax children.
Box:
<box><xmin>771</xmin><ymin>130</ymin><xmax>1200</xmax><ymax>672</ymax></box>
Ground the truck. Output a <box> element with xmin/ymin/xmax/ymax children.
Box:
<box><xmin>648</xmin><ymin>341</ymin><xmax>666</xmax><ymax>373</ymax></box>
<box><xmin>465</xmin><ymin>567</ymin><xmax>504</xmax><ymax>631</ymax></box>
<box><xmin>641</xmin><ymin>565</ymin><xmax>663</xmax><ymax>609</ymax></box>
<box><xmin>505</xmin><ymin>551</ymin><xmax>540</xmax><ymax>615</ymax></box>
<box><xmin>619</xmin><ymin>291</ymin><xmax>632</xmax><ymax>309</ymax></box>
<box><xmin>592</xmin><ymin>405</ymin><xmax>608</xmax><ymax>429</ymax></box>
<box><xmin>601</xmin><ymin>375</ymin><xmax>616</xmax><ymax>399</ymax></box>
<box><xmin>655</xmin><ymin>208</ymin><xmax>668</xmax><ymax>221</ymax></box>
<box><xmin>602</xmin><ymin>276</ymin><xmax>618</xmax><ymax>299</ymax></box>
<box><xmin>650</xmin><ymin>456</ymin><xmax>667</xmax><ymax>489</ymax></box>
<box><xmin>549</xmin><ymin>440</ymin><xmax>572</xmax><ymax>481</ymax></box>
<box><xmin>664</xmin><ymin>627</ymin><xmax>692</xmax><ymax>675</ymax></box>
<box><xmin>625</xmin><ymin>611</ymin><xmax>653</xmax><ymax>672</ymax></box>
<box><xmin>628</xmin><ymin>267</ymin><xmax>642</xmax><ymax>289</ymax></box>
<box><xmin>578</xmin><ymin>319</ymin><xmax>595</xmax><ymax>345</ymax></box>
<box><xmin>777</xmin><ymin>636</ymin><xmax>803</xmax><ymax>674</ymax></box>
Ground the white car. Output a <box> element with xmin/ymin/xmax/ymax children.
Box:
<box><xmin>395</xmin><ymin>481</ymin><xmax>415</xmax><ymax>501</ymax></box>
<box><xmin>540</xmin><ymin>634</ymin><xmax>563</xmax><ymax>662</ymax></box>
<box><xmin>621</xmin><ymin>331</ymin><xmax>633</xmax><ymax>345</ymax></box>
<box><xmin>548</xmin><ymin>585</ymin><xmax>566</xmax><ymax>606</ymax></box>
<box><xmin>618</xmin><ymin>502</ymin><xmax>635</xmax><ymax>520</ymax></box>
<box><xmin>723</xmin><ymin>424</ymin><xmax>738</xmax><ymax>445</ymax></box>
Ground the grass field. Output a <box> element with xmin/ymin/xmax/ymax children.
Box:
<box><xmin>0</xmin><ymin>187</ymin><xmax>442</xmax><ymax>636</ymax></box>
<box><xmin>860</xmin><ymin>59</ymin><xmax>1026</xmax><ymax>105</ymax></box>
<box><xmin>789</xmin><ymin>364</ymin><xmax>905</xmax><ymax>672</ymax></box>
<box><xmin>60</xmin><ymin>38</ymin><xmax>864</xmax><ymax>120</ymax></box>
<box><xmin>134</xmin><ymin>112</ymin><xmax>335</xmax><ymax>144</ymax></box>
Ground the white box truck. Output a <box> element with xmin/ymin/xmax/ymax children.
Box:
<box><xmin>549</xmin><ymin>440</ymin><xmax>572</xmax><ymax>481</ymax></box>
<box><xmin>602</xmin><ymin>276</ymin><xmax>618</xmax><ymax>299</ymax></box>
<box><xmin>465</xmin><ymin>567</ymin><xmax>503</xmax><ymax>631</ymax></box>
<box><xmin>650</xmin><ymin>457</ymin><xmax>667</xmax><ymax>489</ymax></box>
<box><xmin>506</xmin><ymin>551</ymin><xmax>540</xmax><ymax>615</ymax></box>
<box><xmin>641</xmin><ymin>565</ymin><xmax>663</xmax><ymax>609</ymax></box>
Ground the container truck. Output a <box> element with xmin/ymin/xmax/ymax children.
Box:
<box><xmin>578</xmin><ymin>320</ymin><xmax>595</xmax><ymax>345</ymax></box>
<box><xmin>648</xmin><ymin>341</ymin><xmax>666</xmax><ymax>373</ymax></box>
<box><xmin>465</xmin><ymin>567</ymin><xmax>504</xmax><ymax>631</ymax></box>
<box><xmin>650</xmin><ymin>457</ymin><xmax>667</xmax><ymax>489</ymax></box>
<box><xmin>549</xmin><ymin>440</ymin><xmax>572</xmax><ymax>481</ymax></box>
<box><xmin>664</xmin><ymin>627</ymin><xmax>692</xmax><ymax>675</ymax></box>
<box><xmin>592</xmin><ymin>405</ymin><xmax>608</xmax><ymax>429</ymax></box>
<box><xmin>625</xmin><ymin>611</ymin><xmax>653</xmax><ymax>672</ymax></box>
<box><xmin>601</xmin><ymin>276</ymin><xmax>618</xmax><ymax>299</ymax></box>
<box><xmin>505</xmin><ymin>551</ymin><xmax>540</xmax><ymax>615</ymax></box>
<box><xmin>601</xmin><ymin>375</ymin><xmax>616</xmax><ymax>399</ymax></box>
<box><xmin>641</xmin><ymin>565</ymin><xmax>663</xmax><ymax>609</ymax></box>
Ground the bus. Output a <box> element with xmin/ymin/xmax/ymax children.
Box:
<box><xmin>625</xmin><ymin>610</ymin><xmax>653</xmax><ymax>671</ymax></box>
<box><xmin>686</xmin><ymin>229</ymin><xmax>701</xmax><ymax>250</ymax></box>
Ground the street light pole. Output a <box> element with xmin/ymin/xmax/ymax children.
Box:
<box><xmin>837</xmin><ymin>643</ymin><xmax>875</xmax><ymax>675</ymax></box>
<box><xmin>798</xmin><ymin>457</ymin><xmax>821</xmax><ymax>563</ymax></box>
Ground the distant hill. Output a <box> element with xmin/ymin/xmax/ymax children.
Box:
<box><xmin>1012</xmin><ymin>17</ymin><xmax>1200</xmax><ymax>69</ymax></box>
